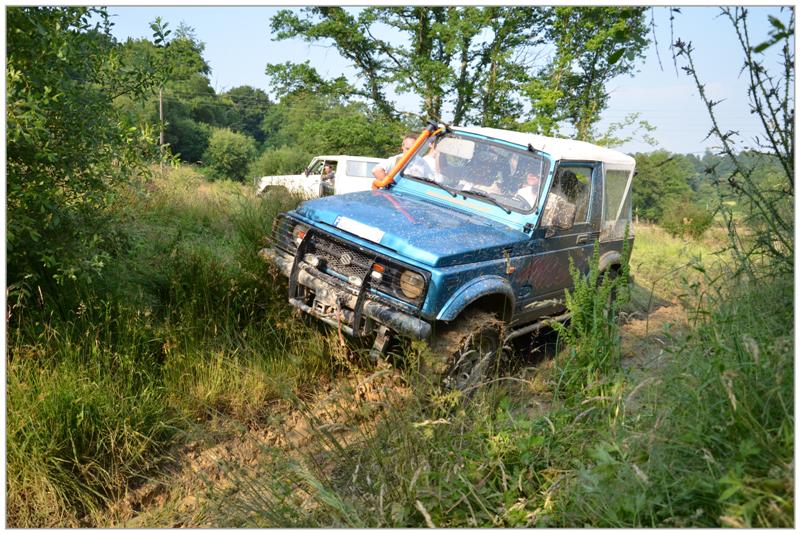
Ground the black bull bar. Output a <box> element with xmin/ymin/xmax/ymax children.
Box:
<box><xmin>259</xmin><ymin>246</ymin><xmax>432</xmax><ymax>340</ymax></box>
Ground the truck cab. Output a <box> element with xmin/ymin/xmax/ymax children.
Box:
<box><xmin>260</xmin><ymin>125</ymin><xmax>635</xmax><ymax>390</ymax></box>
<box><xmin>255</xmin><ymin>155</ymin><xmax>382</xmax><ymax>198</ymax></box>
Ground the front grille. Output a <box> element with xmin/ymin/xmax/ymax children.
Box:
<box><xmin>306</xmin><ymin>232</ymin><xmax>377</xmax><ymax>280</ymax></box>
<box><xmin>271</xmin><ymin>215</ymin><xmax>298</xmax><ymax>253</ymax></box>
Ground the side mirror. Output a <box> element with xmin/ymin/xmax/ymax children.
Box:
<box><xmin>304</xmin><ymin>167</ymin><xmax>311</xmax><ymax>176</ymax></box>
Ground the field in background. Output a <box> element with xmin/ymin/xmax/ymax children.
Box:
<box><xmin>6</xmin><ymin>168</ymin><xmax>793</xmax><ymax>527</ymax></box>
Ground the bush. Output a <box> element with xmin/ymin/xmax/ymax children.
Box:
<box><xmin>166</xmin><ymin>117</ymin><xmax>211</xmax><ymax>163</ymax></box>
<box><xmin>203</xmin><ymin>128</ymin><xmax>257</xmax><ymax>182</ymax></box>
<box><xmin>6</xmin><ymin>7</ymin><xmax>157</xmax><ymax>292</ymax></box>
<box><xmin>661</xmin><ymin>200</ymin><xmax>714</xmax><ymax>239</ymax></box>
<box><xmin>551</xmin><ymin>238</ymin><xmax>631</xmax><ymax>401</ymax></box>
<box><xmin>248</xmin><ymin>145</ymin><xmax>313</xmax><ymax>178</ymax></box>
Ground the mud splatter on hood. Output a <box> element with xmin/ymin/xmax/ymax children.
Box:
<box><xmin>295</xmin><ymin>190</ymin><xmax>528</xmax><ymax>267</ymax></box>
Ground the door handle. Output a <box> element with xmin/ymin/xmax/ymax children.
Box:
<box><xmin>576</xmin><ymin>232</ymin><xmax>598</xmax><ymax>244</ymax></box>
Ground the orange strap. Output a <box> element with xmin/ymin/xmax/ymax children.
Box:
<box><xmin>372</xmin><ymin>126</ymin><xmax>441</xmax><ymax>190</ymax></box>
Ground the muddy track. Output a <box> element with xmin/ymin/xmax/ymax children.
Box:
<box><xmin>108</xmin><ymin>304</ymin><xmax>687</xmax><ymax>527</ymax></box>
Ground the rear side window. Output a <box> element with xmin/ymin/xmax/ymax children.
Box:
<box><xmin>346</xmin><ymin>160</ymin><xmax>380</xmax><ymax>178</ymax></box>
<box><xmin>602</xmin><ymin>168</ymin><xmax>634</xmax><ymax>240</ymax></box>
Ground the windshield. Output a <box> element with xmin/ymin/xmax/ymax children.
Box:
<box><xmin>401</xmin><ymin>133</ymin><xmax>550</xmax><ymax>213</ymax></box>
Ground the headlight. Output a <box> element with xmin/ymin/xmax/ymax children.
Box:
<box><xmin>399</xmin><ymin>270</ymin><xmax>425</xmax><ymax>300</ymax></box>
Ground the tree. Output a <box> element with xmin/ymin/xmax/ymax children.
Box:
<box><xmin>260</xmin><ymin>91</ymin><xmax>404</xmax><ymax>158</ymax></box>
<box><xmin>265</xmin><ymin>61</ymin><xmax>356</xmax><ymax>101</ymax></box>
<box><xmin>203</xmin><ymin>128</ymin><xmax>257</xmax><ymax>182</ymax></box>
<box><xmin>270</xmin><ymin>7</ymin><xmax>395</xmax><ymax>116</ymax></box>
<box><xmin>269</xmin><ymin>7</ymin><xmax>543</xmax><ymax>123</ymax></box>
<box><xmin>7</xmin><ymin>7</ymin><xmax>159</xmax><ymax>292</ymax></box>
<box><xmin>114</xmin><ymin>22</ymin><xmax>220</xmax><ymax>163</ymax></box>
<box><xmin>269</xmin><ymin>6</ymin><xmax>649</xmax><ymax>135</ymax></box>
<box><xmin>630</xmin><ymin>150</ymin><xmax>696</xmax><ymax>221</ymax></box>
<box><xmin>523</xmin><ymin>7</ymin><xmax>650</xmax><ymax>139</ymax></box>
<box><xmin>219</xmin><ymin>86</ymin><xmax>272</xmax><ymax>144</ymax></box>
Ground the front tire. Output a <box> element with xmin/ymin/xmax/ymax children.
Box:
<box><xmin>431</xmin><ymin>311</ymin><xmax>504</xmax><ymax>394</ymax></box>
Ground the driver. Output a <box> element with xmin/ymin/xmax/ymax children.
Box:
<box><xmin>321</xmin><ymin>164</ymin><xmax>335</xmax><ymax>181</ymax></box>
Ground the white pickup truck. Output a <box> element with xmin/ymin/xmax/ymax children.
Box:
<box><xmin>254</xmin><ymin>155</ymin><xmax>383</xmax><ymax>198</ymax></box>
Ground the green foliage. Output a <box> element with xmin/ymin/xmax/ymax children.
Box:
<box><xmin>261</xmin><ymin>92</ymin><xmax>403</xmax><ymax>157</ymax></box>
<box><xmin>249</xmin><ymin>146</ymin><xmax>314</xmax><ymax>178</ymax></box>
<box><xmin>7</xmin><ymin>303</ymin><xmax>175</xmax><ymax>526</ymax></box>
<box><xmin>166</xmin><ymin>117</ymin><xmax>211</xmax><ymax>162</ymax></box>
<box><xmin>6</xmin><ymin>7</ymin><xmax>159</xmax><ymax>293</ymax></box>
<box><xmin>552</xmin><ymin>239</ymin><xmax>631</xmax><ymax>400</ymax></box>
<box><xmin>265</xmin><ymin>61</ymin><xmax>356</xmax><ymax>102</ymax></box>
<box><xmin>591</xmin><ymin>112</ymin><xmax>658</xmax><ymax>149</ymax></box>
<box><xmin>114</xmin><ymin>26</ymin><xmax>224</xmax><ymax>164</ymax></box>
<box><xmin>271</xmin><ymin>7</ymin><xmax>649</xmax><ymax>132</ymax></box>
<box><xmin>219</xmin><ymin>85</ymin><xmax>272</xmax><ymax>144</ymax></box>
<box><xmin>661</xmin><ymin>200</ymin><xmax>714</xmax><ymax>239</ymax></box>
<box><xmin>203</xmin><ymin>128</ymin><xmax>258</xmax><ymax>181</ymax></box>
<box><xmin>6</xmin><ymin>168</ymin><xmax>335</xmax><ymax>526</ymax></box>
<box><xmin>522</xmin><ymin>7</ymin><xmax>650</xmax><ymax>138</ymax></box>
<box><xmin>631</xmin><ymin>150</ymin><xmax>696</xmax><ymax>221</ymax></box>
<box><xmin>557</xmin><ymin>272</ymin><xmax>793</xmax><ymax>528</ymax></box>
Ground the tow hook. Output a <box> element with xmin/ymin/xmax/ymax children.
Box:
<box><xmin>369</xmin><ymin>325</ymin><xmax>392</xmax><ymax>363</ymax></box>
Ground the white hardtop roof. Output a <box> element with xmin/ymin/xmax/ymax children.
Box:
<box><xmin>452</xmin><ymin>126</ymin><xmax>635</xmax><ymax>168</ymax></box>
<box><xmin>314</xmin><ymin>155</ymin><xmax>382</xmax><ymax>162</ymax></box>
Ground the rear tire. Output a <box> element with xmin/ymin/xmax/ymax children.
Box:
<box><xmin>599</xmin><ymin>267</ymin><xmax>622</xmax><ymax>322</ymax></box>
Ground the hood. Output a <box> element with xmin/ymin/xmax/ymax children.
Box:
<box><xmin>294</xmin><ymin>190</ymin><xmax>527</xmax><ymax>267</ymax></box>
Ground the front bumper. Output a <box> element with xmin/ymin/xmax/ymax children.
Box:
<box><xmin>260</xmin><ymin>246</ymin><xmax>432</xmax><ymax>340</ymax></box>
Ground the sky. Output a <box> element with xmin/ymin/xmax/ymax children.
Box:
<box><xmin>105</xmin><ymin>4</ymin><xmax>792</xmax><ymax>156</ymax></box>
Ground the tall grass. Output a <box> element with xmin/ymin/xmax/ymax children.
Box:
<box><xmin>6</xmin><ymin>166</ymin><xmax>335</xmax><ymax>526</ymax></box>
<box><xmin>555</xmin><ymin>269</ymin><xmax>793</xmax><ymax>527</ymax></box>
<box><xmin>551</xmin><ymin>238</ymin><xmax>631</xmax><ymax>400</ymax></box>
<box><xmin>209</xmin><ymin>226</ymin><xmax>792</xmax><ymax>528</ymax></box>
<box><xmin>7</xmin><ymin>302</ymin><xmax>175</xmax><ymax>526</ymax></box>
<box><xmin>8</xmin><ymin>165</ymin><xmax>791</xmax><ymax>527</ymax></box>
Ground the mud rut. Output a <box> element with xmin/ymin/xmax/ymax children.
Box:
<box><xmin>107</xmin><ymin>303</ymin><xmax>687</xmax><ymax>528</ymax></box>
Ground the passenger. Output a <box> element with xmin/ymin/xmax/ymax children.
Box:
<box><xmin>404</xmin><ymin>142</ymin><xmax>437</xmax><ymax>180</ymax></box>
<box><xmin>421</xmin><ymin>145</ymin><xmax>441</xmax><ymax>180</ymax></box>
<box><xmin>372</xmin><ymin>134</ymin><xmax>417</xmax><ymax>181</ymax></box>
<box><xmin>516</xmin><ymin>168</ymin><xmax>542</xmax><ymax>210</ymax></box>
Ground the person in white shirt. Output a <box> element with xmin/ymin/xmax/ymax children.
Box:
<box><xmin>372</xmin><ymin>134</ymin><xmax>417</xmax><ymax>181</ymax></box>
<box><xmin>516</xmin><ymin>169</ymin><xmax>542</xmax><ymax>210</ymax></box>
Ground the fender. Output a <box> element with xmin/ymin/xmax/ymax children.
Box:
<box><xmin>599</xmin><ymin>250</ymin><xmax>622</xmax><ymax>272</ymax></box>
<box><xmin>436</xmin><ymin>275</ymin><xmax>515</xmax><ymax>322</ymax></box>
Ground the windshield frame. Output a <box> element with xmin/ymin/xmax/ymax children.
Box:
<box><xmin>397</xmin><ymin>131</ymin><xmax>552</xmax><ymax>216</ymax></box>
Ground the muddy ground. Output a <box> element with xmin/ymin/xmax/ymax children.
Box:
<box><xmin>105</xmin><ymin>301</ymin><xmax>687</xmax><ymax>528</ymax></box>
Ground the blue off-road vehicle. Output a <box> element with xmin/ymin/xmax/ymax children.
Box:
<box><xmin>261</xmin><ymin>124</ymin><xmax>635</xmax><ymax>390</ymax></box>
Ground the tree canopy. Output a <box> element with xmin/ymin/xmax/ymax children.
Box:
<box><xmin>269</xmin><ymin>6</ymin><xmax>650</xmax><ymax>138</ymax></box>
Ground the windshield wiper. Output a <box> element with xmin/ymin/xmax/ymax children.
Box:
<box><xmin>405</xmin><ymin>174</ymin><xmax>457</xmax><ymax>197</ymax></box>
<box><xmin>458</xmin><ymin>188</ymin><xmax>512</xmax><ymax>214</ymax></box>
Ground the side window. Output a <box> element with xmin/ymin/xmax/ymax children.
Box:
<box><xmin>309</xmin><ymin>160</ymin><xmax>325</xmax><ymax>175</ymax></box>
<box><xmin>541</xmin><ymin>165</ymin><xmax>593</xmax><ymax>230</ymax></box>
<box><xmin>601</xmin><ymin>168</ymin><xmax>633</xmax><ymax>240</ymax></box>
<box><xmin>346</xmin><ymin>160</ymin><xmax>380</xmax><ymax>178</ymax></box>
